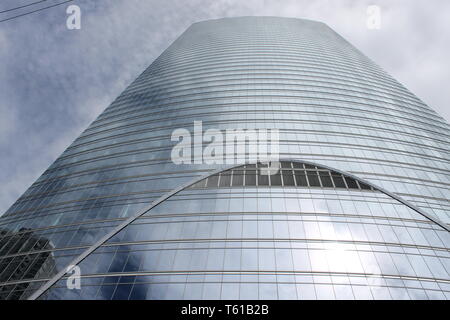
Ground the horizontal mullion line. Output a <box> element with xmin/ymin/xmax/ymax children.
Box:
<box><xmin>113</xmin><ymin>73</ymin><xmax>431</xmax><ymax>122</ymax></box>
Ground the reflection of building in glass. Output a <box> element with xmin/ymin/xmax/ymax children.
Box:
<box><xmin>0</xmin><ymin>228</ymin><xmax>55</xmax><ymax>300</ymax></box>
<box><xmin>0</xmin><ymin>17</ymin><xmax>449</xmax><ymax>300</ymax></box>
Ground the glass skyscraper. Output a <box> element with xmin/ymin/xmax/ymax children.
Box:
<box><xmin>0</xmin><ymin>17</ymin><xmax>449</xmax><ymax>300</ymax></box>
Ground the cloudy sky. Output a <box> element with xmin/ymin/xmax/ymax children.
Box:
<box><xmin>0</xmin><ymin>0</ymin><xmax>449</xmax><ymax>215</ymax></box>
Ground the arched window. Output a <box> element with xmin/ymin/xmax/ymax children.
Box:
<box><xmin>189</xmin><ymin>161</ymin><xmax>374</xmax><ymax>191</ymax></box>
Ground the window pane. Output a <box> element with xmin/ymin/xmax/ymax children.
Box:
<box><xmin>191</xmin><ymin>179</ymin><xmax>206</xmax><ymax>189</ymax></box>
<box><xmin>196</xmin><ymin>162</ymin><xmax>375</xmax><ymax>192</ymax></box>
<box><xmin>232</xmin><ymin>170</ymin><xmax>244</xmax><ymax>186</ymax></box>
<box><xmin>307</xmin><ymin>172</ymin><xmax>321</xmax><ymax>187</ymax></box>
<box><xmin>270</xmin><ymin>171</ymin><xmax>282</xmax><ymax>186</ymax></box>
<box><xmin>282</xmin><ymin>170</ymin><xmax>295</xmax><ymax>186</ymax></box>
<box><xmin>281</xmin><ymin>161</ymin><xmax>292</xmax><ymax>169</ymax></box>
<box><xmin>359</xmin><ymin>182</ymin><xmax>372</xmax><ymax>190</ymax></box>
<box><xmin>331</xmin><ymin>174</ymin><xmax>346</xmax><ymax>188</ymax></box>
<box><xmin>258</xmin><ymin>173</ymin><xmax>269</xmax><ymax>186</ymax></box>
<box><xmin>219</xmin><ymin>173</ymin><xmax>231</xmax><ymax>187</ymax></box>
<box><xmin>245</xmin><ymin>170</ymin><xmax>257</xmax><ymax>186</ymax></box>
<box><xmin>207</xmin><ymin>175</ymin><xmax>219</xmax><ymax>188</ymax></box>
<box><xmin>345</xmin><ymin>177</ymin><xmax>359</xmax><ymax>189</ymax></box>
<box><xmin>295</xmin><ymin>172</ymin><xmax>308</xmax><ymax>186</ymax></box>
<box><xmin>319</xmin><ymin>172</ymin><xmax>333</xmax><ymax>187</ymax></box>
<box><xmin>292</xmin><ymin>162</ymin><xmax>304</xmax><ymax>169</ymax></box>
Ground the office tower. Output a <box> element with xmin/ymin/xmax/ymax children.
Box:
<box><xmin>0</xmin><ymin>17</ymin><xmax>449</xmax><ymax>300</ymax></box>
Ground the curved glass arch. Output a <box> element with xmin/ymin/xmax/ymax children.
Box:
<box><xmin>28</xmin><ymin>158</ymin><xmax>449</xmax><ymax>300</ymax></box>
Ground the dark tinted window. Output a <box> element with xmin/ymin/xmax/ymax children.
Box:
<box><xmin>258</xmin><ymin>173</ymin><xmax>269</xmax><ymax>186</ymax></box>
<box><xmin>292</xmin><ymin>162</ymin><xmax>304</xmax><ymax>169</ymax></box>
<box><xmin>188</xmin><ymin>162</ymin><xmax>375</xmax><ymax>192</ymax></box>
<box><xmin>219</xmin><ymin>173</ymin><xmax>231</xmax><ymax>187</ymax></box>
<box><xmin>345</xmin><ymin>177</ymin><xmax>359</xmax><ymax>189</ymax></box>
<box><xmin>245</xmin><ymin>170</ymin><xmax>257</xmax><ymax>186</ymax></box>
<box><xmin>281</xmin><ymin>161</ymin><xmax>292</xmax><ymax>169</ymax></box>
<box><xmin>207</xmin><ymin>175</ymin><xmax>219</xmax><ymax>188</ymax></box>
<box><xmin>282</xmin><ymin>170</ymin><xmax>295</xmax><ymax>186</ymax></box>
<box><xmin>191</xmin><ymin>179</ymin><xmax>206</xmax><ymax>189</ymax></box>
<box><xmin>319</xmin><ymin>172</ymin><xmax>333</xmax><ymax>187</ymax></box>
<box><xmin>359</xmin><ymin>182</ymin><xmax>372</xmax><ymax>190</ymax></box>
<box><xmin>295</xmin><ymin>171</ymin><xmax>308</xmax><ymax>186</ymax></box>
<box><xmin>231</xmin><ymin>170</ymin><xmax>244</xmax><ymax>186</ymax></box>
<box><xmin>270</xmin><ymin>171</ymin><xmax>282</xmax><ymax>186</ymax></box>
<box><xmin>331</xmin><ymin>174</ymin><xmax>346</xmax><ymax>188</ymax></box>
<box><xmin>307</xmin><ymin>172</ymin><xmax>321</xmax><ymax>187</ymax></box>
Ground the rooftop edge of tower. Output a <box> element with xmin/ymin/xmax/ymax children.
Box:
<box><xmin>190</xmin><ymin>16</ymin><xmax>329</xmax><ymax>28</ymax></box>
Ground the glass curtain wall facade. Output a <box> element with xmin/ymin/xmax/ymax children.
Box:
<box><xmin>0</xmin><ymin>17</ymin><xmax>449</xmax><ymax>300</ymax></box>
